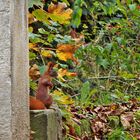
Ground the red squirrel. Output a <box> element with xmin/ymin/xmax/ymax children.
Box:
<box><xmin>30</xmin><ymin>62</ymin><xmax>56</xmax><ymax>110</ymax></box>
<box><xmin>36</xmin><ymin>62</ymin><xmax>56</xmax><ymax>108</ymax></box>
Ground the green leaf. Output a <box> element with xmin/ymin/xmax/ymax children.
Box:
<box><xmin>119</xmin><ymin>71</ymin><xmax>135</xmax><ymax>79</ymax></box>
<box><xmin>28</xmin><ymin>27</ymin><xmax>33</xmax><ymax>33</ymax></box>
<box><xmin>126</xmin><ymin>0</ymin><xmax>132</xmax><ymax>5</ymax></box>
<box><xmin>38</xmin><ymin>28</ymin><xmax>49</xmax><ymax>35</ymax></box>
<box><xmin>80</xmin><ymin>81</ymin><xmax>90</xmax><ymax>103</ymax></box>
<box><xmin>30</xmin><ymin>79</ymin><xmax>37</xmax><ymax>91</ymax></box>
<box><xmin>129</xmin><ymin>4</ymin><xmax>136</xmax><ymax>11</ymax></box>
<box><xmin>108</xmin><ymin>116</ymin><xmax>120</xmax><ymax>129</ymax></box>
<box><xmin>134</xmin><ymin>110</ymin><xmax>140</xmax><ymax>120</ymax></box>
<box><xmin>116</xmin><ymin>0</ymin><xmax>127</xmax><ymax>17</ymax></box>
<box><xmin>61</xmin><ymin>0</ymin><xmax>70</xmax><ymax>6</ymax></box>
<box><xmin>28</xmin><ymin>0</ymin><xmax>43</xmax><ymax>8</ymax></box>
<box><xmin>32</xmin><ymin>9</ymin><xmax>49</xmax><ymax>24</ymax></box>
<box><xmin>29</xmin><ymin>32</ymin><xmax>49</xmax><ymax>45</ymax></box>
<box><xmin>108</xmin><ymin>128</ymin><xmax>134</xmax><ymax>140</ymax></box>
<box><xmin>38</xmin><ymin>65</ymin><xmax>46</xmax><ymax>75</ymax></box>
<box><xmin>71</xmin><ymin>7</ymin><xmax>82</xmax><ymax>28</ymax></box>
<box><xmin>49</xmin><ymin>14</ymin><xmax>71</xmax><ymax>25</ymax></box>
<box><xmin>96</xmin><ymin>57</ymin><xmax>109</xmax><ymax>68</ymax></box>
<box><xmin>29</xmin><ymin>52</ymin><xmax>37</xmax><ymax>60</ymax></box>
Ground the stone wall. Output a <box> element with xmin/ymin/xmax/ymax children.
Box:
<box><xmin>0</xmin><ymin>0</ymin><xmax>29</xmax><ymax>139</ymax></box>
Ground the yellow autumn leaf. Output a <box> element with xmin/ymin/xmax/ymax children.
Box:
<box><xmin>58</xmin><ymin>68</ymin><xmax>77</xmax><ymax>81</ymax></box>
<box><xmin>41</xmin><ymin>50</ymin><xmax>52</xmax><ymax>58</ymax></box>
<box><xmin>29</xmin><ymin>43</ymin><xmax>39</xmax><ymax>51</ymax></box>
<box><xmin>32</xmin><ymin>9</ymin><xmax>50</xmax><ymax>24</ymax></box>
<box><xmin>58</xmin><ymin>96</ymin><xmax>74</xmax><ymax>105</ymax></box>
<box><xmin>56</xmin><ymin>44</ymin><xmax>78</xmax><ymax>62</ymax></box>
<box><xmin>57</xmin><ymin>68</ymin><xmax>67</xmax><ymax>81</ymax></box>
<box><xmin>48</xmin><ymin>2</ymin><xmax>73</xmax><ymax>24</ymax></box>
<box><xmin>53</xmin><ymin>90</ymin><xmax>63</xmax><ymax>96</ymax></box>
<box><xmin>53</xmin><ymin>90</ymin><xmax>74</xmax><ymax>105</ymax></box>
<box><xmin>28</xmin><ymin>27</ymin><xmax>33</xmax><ymax>33</ymax></box>
<box><xmin>28</xmin><ymin>13</ymin><xmax>35</xmax><ymax>24</ymax></box>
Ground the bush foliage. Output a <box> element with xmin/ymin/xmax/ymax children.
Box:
<box><xmin>29</xmin><ymin>0</ymin><xmax>140</xmax><ymax>139</ymax></box>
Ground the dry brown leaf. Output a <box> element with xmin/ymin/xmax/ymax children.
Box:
<box><xmin>30</xmin><ymin>130</ymin><xmax>35</xmax><ymax>140</ymax></box>
<box><xmin>136</xmin><ymin>134</ymin><xmax>140</xmax><ymax>140</ymax></box>
<box><xmin>29</xmin><ymin>64</ymin><xmax>40</xmax><ymax>80</ymax></box>
<box><xmin>120</xmin><ymin>112</ymin><xmax>133</xmax><ymax>130</ymax></box>
<box><xmin>91</xmin><ymin>121</ymin><xmax>106</xmax><ymax>133</ymax></box>
<box><xmin>28</xmin><ymin>13</ymin><xmax>35</xmax><ymax>24</ymax></box>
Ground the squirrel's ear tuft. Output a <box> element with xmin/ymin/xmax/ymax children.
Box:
<box><xmin>45</xmin><ymin>62</ymin><xmax>57</xmax><ymax>77</ymax></box>
<box><xmin>49</xmin><ymin>70</ymin><xmax>58</xmax><ymax>77</ymax></box>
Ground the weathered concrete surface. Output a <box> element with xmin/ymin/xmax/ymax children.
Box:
<box><xmin>0</xmin><ymin>1</ymin><xmax>11</xmax><ymax>139</ymax></box>
<box><xmin>30</xmin><ymin>109</ymin><xmax>62</xmax><ymax>140</ymax></box>
<box><xmin>0</xmin><ymin>0</ymin><xmax>29</xmax><ymax>140</ymax></box>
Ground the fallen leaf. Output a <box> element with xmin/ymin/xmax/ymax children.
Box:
<box><xmin>120</xmin><ymin>112</ymin><xmax>133</xmax><ymax>130</ymax></box>
<box><xmin>68</xmin><ymin>125</ymin><xmax>76</xmax><ymax>136</ymax></box>
<box><xmin>30</xmin><ymin>130</ymin><xmax>35</xmax><ymax>140</ymax></box>
<box><xmin>136</xmin><ymin>134</ymin><xmax>140</xmax><ymax>140</ymax></box>
<box><xmin>91</xmin><ymin>120</ymin><xmax>106</xmax><ymax>133</ymax></box>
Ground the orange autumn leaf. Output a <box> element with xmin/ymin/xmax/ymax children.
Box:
<box><xmin>56</xmin><ymin>44</ymin><xmax>78</xmax><ymax>62</ymax></box>
<box><xmin>48</xmin><ymin>2</ymin><xmax>66</xmax><ymax>13</ymax></box>
<box><xmin>48</xmin><ymin>2</ymin><xmax>73</xmax><ymax>24</ymax></box>
<box><xmin>57</xmin><ymin>68</ymin><xmax>77</xmax><ymax>81</ymax></box>
<box><xmin>32</xmin><ymin>2</ymin><xmax>72</xmax><ymax>25</ymax></box>
<box><xmin>57</xmin><ymin>68</ymin><xmax>67</xmax><ymax>81</ymax></box>
<box><xmin>66</xmin><ymin>71</ymin><xmax>77</xmax><ymax>77</ymax></box>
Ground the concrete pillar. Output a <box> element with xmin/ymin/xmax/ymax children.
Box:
<box><xmin>0</xmin><ymin>0</ymin><xmax>29</xmax><ymax>140</ymax></box>
<box><xmin>30</xmin><ymin>109</ymin><xmax>62</xmax><ymax>140</ymax></box>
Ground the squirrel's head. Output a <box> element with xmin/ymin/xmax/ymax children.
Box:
<box><xmin>46</xmin><ymin>62</ymin><xmax>58</xmax><ymax>77</ymax></box>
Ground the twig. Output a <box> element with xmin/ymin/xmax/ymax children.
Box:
<box><xmin>87</xmin><ymin>76</ymin><xmax>138</xmax><ymax>81</ymax></box>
